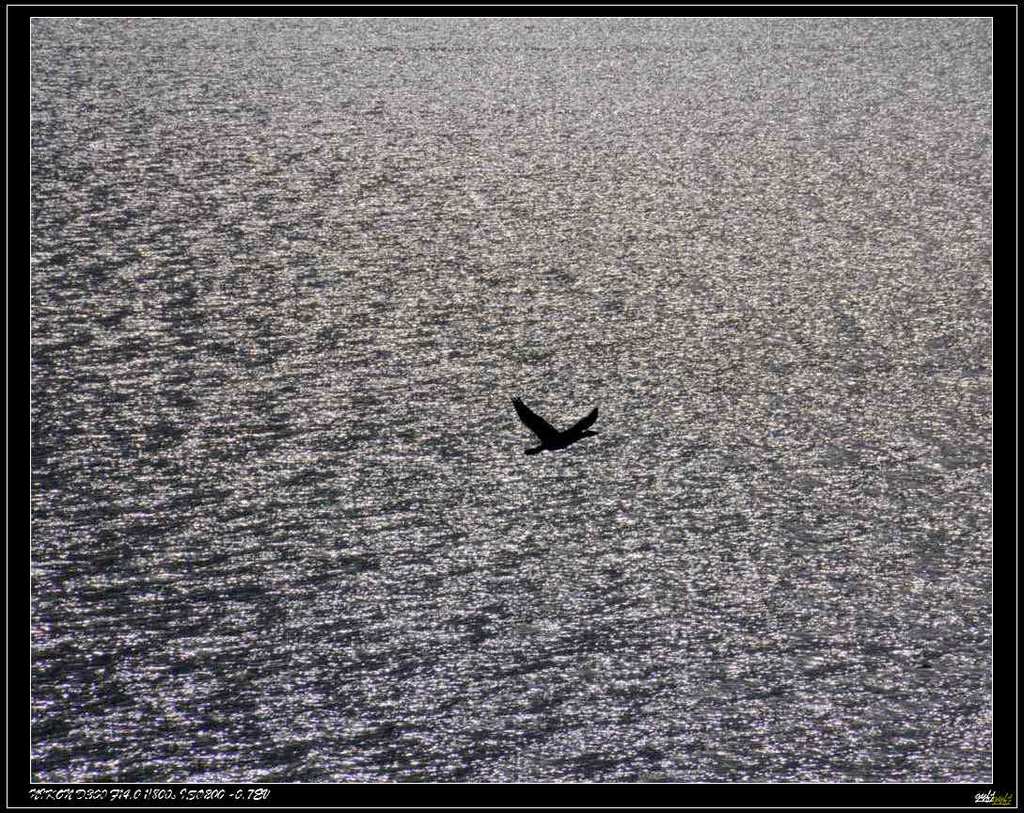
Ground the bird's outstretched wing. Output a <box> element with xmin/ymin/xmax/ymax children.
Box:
<box><xmin>512</xmin><ymin>397</ymin><xmax>560</xmax><ymax>443</ymax></box>
<box><xmin>566</xmin><ymin>406</ymin><xmax>599</xmax><ymax>435</ymax></box>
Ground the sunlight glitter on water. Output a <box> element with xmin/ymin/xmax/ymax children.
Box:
<box><xmin>31</xmin><ymin>17</ymin><xmax>991</xmax><ymax>783</ymax></box>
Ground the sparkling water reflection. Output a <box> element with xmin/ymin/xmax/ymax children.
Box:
<box><xmin>31</xmin><ymin>17</ymin><xmax>991</xmax><ymax>782</ymax></box>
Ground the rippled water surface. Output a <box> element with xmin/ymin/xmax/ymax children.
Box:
<box><xmin>31</xmin><ymin>17</ymin><xmax>992</xmax><ymax>782</ymax></box>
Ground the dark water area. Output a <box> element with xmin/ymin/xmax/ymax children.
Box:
<box><xmin>30</xmin><ymin>17</ymin><xmax>992</xmax><ymax>783</ymax></box>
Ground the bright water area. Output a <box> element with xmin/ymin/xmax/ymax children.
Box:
<box><xmin>31</xmin><ymin>17</ymin><xmax>992</xmax><ymax>782</ymax></box>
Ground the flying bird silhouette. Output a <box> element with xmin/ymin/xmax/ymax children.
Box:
<box><xmin>511</xmin><ymin>397</ymin><xmax>599</xmax><ymax>455</ymax></box>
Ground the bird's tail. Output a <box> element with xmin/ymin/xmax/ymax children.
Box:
<box><xmin>524</xmin><ymin>446</ymin><xmax>543</xmax><ymax>456</ymax></box>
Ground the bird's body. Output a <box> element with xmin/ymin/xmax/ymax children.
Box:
<box><xmin>511</xmin><ymin>397</ymin><xmax>599</xmax><ymax>455</ymax></box>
